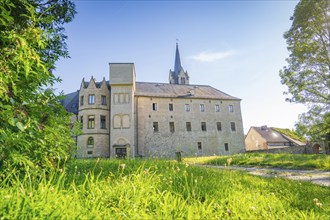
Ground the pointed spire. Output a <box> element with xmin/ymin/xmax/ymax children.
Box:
<box><xmin>174</xmin><ymin>42</ymin><xmax>182</xmax><ymax>77</ymax></box>
<box><xmin>169</xmin><ymin>42</ymin><xmax>189</xmax><ymax>85</ymax></box>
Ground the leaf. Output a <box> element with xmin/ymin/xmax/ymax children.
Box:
<box><xmin>16</xmin><ymin>121</ymin><xmax>25</xmax><ymax>131</ymax></box>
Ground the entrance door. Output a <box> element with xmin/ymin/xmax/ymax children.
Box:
<box><xmin>313</xmin><ymin>144</ymin><xmax>320</xmax><ymax>154</ymax></box>
<box><xmin>115</xmin><ymin>148</ymin><xmax>127</xmax><ymax>159</ymax></box>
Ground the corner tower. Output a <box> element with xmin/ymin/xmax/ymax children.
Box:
<box><xmin>169</xmin><ymin>43</ymin><xmax>189</xmax><ymax>85</ymax></box>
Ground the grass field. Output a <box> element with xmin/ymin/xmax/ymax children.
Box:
<box><xmin>1</xmin><ymin>158</ymin><xmax>329</xmax><ymax>219</ymax></box>
<box><xmin>184</xmin><ymin>153</ymin><xmax>330</xmax><ymax>171</ymax></box>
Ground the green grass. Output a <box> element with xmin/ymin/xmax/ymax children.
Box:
<box><xmin>1</xmin><ymin>159</ymin><xmax>329</xmax><ymax>219</ymax></box>
<box><xmin>185</xmin><ymin>153</ymin><xmax>330</xmax><ymax>170</ymax></box>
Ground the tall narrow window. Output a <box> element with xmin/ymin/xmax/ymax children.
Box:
<box><xmin>186</xmin><ymin>122</ymin><xmax>191</xmax><ymax>132</ymax></box>
<box><xmin>229</xmin><ymin>105</ymin><xmax>234</xmax><ymax>112</ymax></box>
<box><xmin>152</xmin><ymin>103</ymin><xmax>157</xmax><ymax>111</ymax></box>
<box><xmin>122</xmin><ymin>115</ymin><xmax>130</xmax><ymax>128</ymax></box>
<box><xmin>225</xmin><ymin>143</ymin><xmax>229</xmax><ymax>151</ymax></box>
<box><xmin>169</xmin><ymin>122</ymin><xmax>175</xmax><ymax>133</ymax></box>
<box><xmin>88</xmin><ymin>115</ymin><xmax>95</xmax><ymax>129</ymax></box>
<box><xmin>185</xmin><ymin>104</ymin><xmax>190</xmax><ymax>112</ymax></box>
<box><xmin>217</xmin><ymin>122</ymin><xmax>222</xmax><ymax>131</ymax></box>
<box><xmin>215</xmin><ymin>104</ymin><xmax>220</xmax><ymax>112</ymax></box>
<box><xmin>87</xmin><ymin>137</ymin><xmax>94</xmax><ymax>147</ymax></box>
<box><xmin>100</xmin><ymin>115</ymin><xmax>106</xmax><ymax>129</ymax></box>
<box><xmin>101</xmin><ymin>95</ymin><xmax>106</xmax><ymax>105</ymax></box>
<box><xmin>169</xmin><ymin>103</ymin><xmax>173</xmax><ymax>111</ymax></box>
<box><xmin>80</xmin><ymin>96</ymin><xmax>84</xmax><ymax>106</ymax></box>
<box><xmin>201</xmin><ymin>122</ymin><xmax>207</xmax><ymax>131</ymax></box>
<box><xmin>88</xmin><ymin>94</ymin><xmax>95</xmax><ymax>104</ymax></box>
<box><xmin>198</xmin><ymin>142</ymin><xmax>202</xmax><ymax>150</ymax></box>
<box><xmin>200</xmin><ymin>104</ymin><xmax>205</xmax><ymax>112</ymax></box>
<box><xmin>231</xmin><ymin>122</ymin><xmax>236</xmax><ymax>131</ymax></box>
<box><xmin>153</xmin><ymin>122</ymin><xmax>159</xmax><ymax>132</ymax></box>
<box><xmin>80</xmin><ymin>116</ymin><xmax>83</xmax><ymax>129</ymax></box>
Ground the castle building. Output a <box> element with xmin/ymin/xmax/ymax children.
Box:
<box><xmin>62</xmin><ymin>44</ymin><xmax>245</xmax><ymax>158</ymax></box>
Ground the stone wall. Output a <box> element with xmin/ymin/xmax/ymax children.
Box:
<box><xmin>136</xmin><ymin>96</ymin><xmax>245</xmax><ymax>158</ymax></box>
<box><xmin>246</xmin><ymin>145</ymin><xmax>314</xmax><ymax>154</ymax></box>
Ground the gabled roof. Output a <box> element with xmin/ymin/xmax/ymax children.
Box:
<box><xmin>135</xmin><ymin>82</ymin><xmax>240</xmax><ymax>100</ymax></box>
<box><xmin>82</xmin><ymin>80</ymin><xmax>110</xmax><ymax>89</ymax></box>
<box><xmin>251</xmin><ymin>126</ymin><xmax>306</xmax><ymax>145</ymax></box>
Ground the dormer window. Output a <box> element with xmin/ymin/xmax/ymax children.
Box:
<box><xmin>88</xmin><ymin>94</ymin><xmax>95</xmax><ymax>105</ymax></box>
<box><xmin>101</xmin><ymin>95</ymin><xmax>106</xmax><ymax>105</ymax></box>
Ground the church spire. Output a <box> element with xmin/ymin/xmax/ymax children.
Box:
<box><xmin>169</xmin><ymin>42</ymin><xmax>189</xmax><ymax>85</ymax></box>
<box><xmin>174</xmin><ymin>42</ymin><xmax>182</xmax><ymax>77</ymax></box>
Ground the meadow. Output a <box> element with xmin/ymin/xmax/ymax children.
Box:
<box><xmin>1</xmin><ymin>157</ymin><xmax>329</xmax><ymax>219</ymax></box>
<box><xmin>185</xmin><ymin>153</ymin><xmax>330</xmax><ymax>170</ymax></box>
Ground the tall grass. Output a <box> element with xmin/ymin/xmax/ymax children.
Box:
<box><xmin>0</xmin><ymin>159</ymin><xmax>329</xmax><ymax>219</ymax></box>
<box><xmin>185</xmin><ymin>153</ymin><xmax>330</xmax><ymax>170</ymax></box>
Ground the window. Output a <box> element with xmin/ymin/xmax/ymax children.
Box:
<box><xmin>113</xmin><ymin>114</ymin><xmax>130</xmax><ymax>129</ymax></box>
<box><xmin>215</xmin><ymin>104</ymin><xmax>220</xmax><ymax>112</ymax></box>
<box><xmin>217</xmin><ymin>122</ymin><xmax>222</xmax><ymax>131</ymax></box>
<box><xmin>113</xmin><ymin>115</ymin><xmax>121</xmax><ymax>128</ymax></box>
<box><xmin>87</xmin><ymin>137</ymin><xmax>94</xmax><ymax>147</ymax></box>
<box><xmin>225</xmin><ymin>143</ymin><xmax>229</xmax><ymax>151</ymax></box>
<box><xmin>88</xmin><ymin>115</ymin><xmax>95</xmax><ymax>129</ymax></box>
<box><xmin>181</xmin><ymin>77</ymin><xmax>186</xmax><ymax>84</ymax></box>
<box><xmin>229</xmin><ymin>105</ymin><xmax>234</xmax><ymax>112</ymax></box>
<box><xmin>185</xmin><ymin>104</ymin><xmax>190</xmax><ymax>112</ymax></box>
<box><xmin>231</xmin><ymin>122</ymin><xmax>236</xmax><ymax>132</ymax></box>
<box><xmin>186</xmin><ymin>122</ymin><xmax>191</xmax><ymax>132</ymax></box>
<box><xmin>200</xmin><ymin>104</ymin><xmax>205</xmax><ymax>112</ymax></box>
<box><xmin>198</xmin><ymin>142</ymin><xmax>202</xmax><ymax>150</ymax></box>
<box><xmin>100</xmin><ymin>115</ymin><xmax>106</xmax><ymax>129</ymax></box>
<box><xmin>87</xmin><ymin>151</ymin><xmax>93</xmax><ymax>155</ymax></box>
<box><xmin>80</xmin><ymin>96</ymin><xmax>84</xmax><ymax>106</ymax></box>
<box><xmin>88</xmin><ymin>94</ymin><xmax>95</xmax><ymax>104</ymax></box>
<box><xmin>152</xmin><ymin>103</ymin><xmax>157</xmax><ymax>111</ymax></box>
<box><xmin>114</xmin><ymin>93</ymin><xmax>129</xmax><ymax>104</ymax></box>
<box><xmin>169</xmin><ymin>122</ymin><xmax>175</xmax><ymax>133</ymax></box>
<box><xmin>122</xmin><ymin>115</ymin><xmax>130</xmax><ymax>128</ymax></box>
<box><xmin>80</xmin><ymin>116</ymin><xmax>83</xmax><ymax>129</ymax></box>
<box><xmin>101</xmin><ymin>95</ymin><xmax>106</xmax><ymax>105</ymax></box>
<box><xmin>153</xmin><ymin>122</ymin><xmax>159</xmax><ymax>132</ymax></box>
<box><xmin>201</xmin><ymin>122</ymin><xmax>207</xmax><ymax>131</ymax></box>
<box><xmin>169</xmin><ymin>103</ymin><xmax>173</xmax><ymax>111</ymax></box>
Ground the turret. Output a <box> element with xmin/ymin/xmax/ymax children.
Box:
<box><xmin>77</xmin><ymin>76</ymin><xmax>110</xmax><ymax>158</ymax></box>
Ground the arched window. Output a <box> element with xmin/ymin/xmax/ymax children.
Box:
<box><xmin>87</xmin><ymin>137</ymin><xmax>94</xmax><ymax>147</ymax></box>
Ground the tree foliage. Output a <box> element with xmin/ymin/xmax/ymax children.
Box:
<box><xmin>0</xmin><ymin>0</ymin><xmax>76</xmax><ymax>177</ymax></box>
<box><xmin>279</xmin><ymin>0</ymin><xmax>330</xmax><ymax>141</ymax></box>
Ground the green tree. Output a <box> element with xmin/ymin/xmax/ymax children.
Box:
<box><xmin>279</xmin><ymin>0</ymin><xmax>330</xmax><ymax>141</ymax></box>
<box><xmin>0</xmin><ymin>0</ymin><xmax>76</xmax><ymax>177</ymax></box>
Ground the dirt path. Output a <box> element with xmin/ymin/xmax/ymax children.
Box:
<box><xmin>200</xmin><ymin>165</ymin><xmax>330</xmax><ymax>187</ymax></box>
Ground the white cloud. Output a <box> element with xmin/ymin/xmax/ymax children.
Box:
<box><xmin>189</xmin><ymin>50</ymin><xmax>236</xmax><ymax>62</ymax></box>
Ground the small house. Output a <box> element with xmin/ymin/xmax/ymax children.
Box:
<box><xmin>245</xmin><ymin>126</ymin><xmax>306</xmax><ymax>151</ymax></box>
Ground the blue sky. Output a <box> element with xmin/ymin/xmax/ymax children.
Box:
<box><xmin>54</xmin><ymin>0</ymin><xmax>307</xmax><ymax>133</ymax></box>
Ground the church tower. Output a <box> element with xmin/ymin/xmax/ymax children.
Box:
<box><xmin>169</xmin><ymin>43</ymin><xmax>189</xmax><ymax>85</ymax></box>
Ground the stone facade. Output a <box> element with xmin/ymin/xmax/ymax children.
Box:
<box><xmin>77</xmin><ymin>78</ymin><xmax>110</xmax><ymax>158</ymax></box>
<box><xmin>136</xmin><ymin>96</ymin><xmax>244</xmax><ymax>157</ymax></box>
<box><xmin>63</xmin><ymin>45</ymin><xmax>245</xmax><ymax>158</ymax></box>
